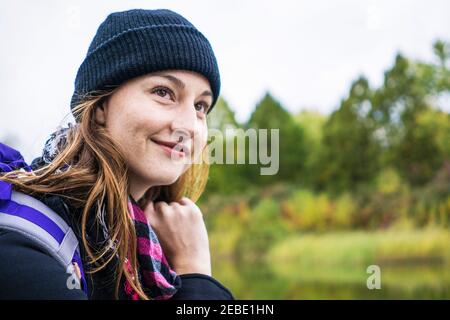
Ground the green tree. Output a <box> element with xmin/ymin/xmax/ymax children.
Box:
<box><xmin>370</xmin><ymin>42</ymin><xmax>450</xmax><ymax>185</ymax></box>
<box><xmin>246</xmin><ymin>92</ymin><xmax>306</xmax><ymax>185</ymax></box>
<box><xmin>318</xmin><ymin>77</ymin><xmax>381</xmax><ymax>192</ymax></box>
<box><xmin>295</xmin><ymin>110</ymin><xmax>326</xmax><ymax>187</ymax></box>
<box><xmin>204</xmin><ymin>97</ymin><xmax>248</xmax><ymax>196</ymax></box>
<box><xmin>207</xmin><ymin>97</ymin><xmax>239</xmax><ymax>131</ymax></box>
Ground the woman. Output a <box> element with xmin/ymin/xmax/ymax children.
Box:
<box><xmin>0</xmin><ymin>8</ymin><xmax>234</xmax><ymax>300</ymax></box>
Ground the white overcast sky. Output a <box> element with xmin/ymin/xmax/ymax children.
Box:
<box><xmin>1</xmin><ymin>0</ymin><xmax>449</xmax><ymax>163</ymax></box>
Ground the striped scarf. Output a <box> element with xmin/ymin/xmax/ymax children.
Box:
<box><xmin>125</xmin><ymin>198</ymin><xmax>181</xmax><ymax>299</ymax></box>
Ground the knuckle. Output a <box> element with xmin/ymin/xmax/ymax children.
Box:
<box><xmin>169</xmin><ymin>201</ymin><xmax>180</xmax><ymax>208</ymax></box>
<box><xmin>180</xmin><ymin>197</ymin><xmax>193</xmax><ymax>205</ymax></box>
<box><xmin>154</xmin><ymin>201</ymin><xmax>168</xmax><ymax>212</ymax></box>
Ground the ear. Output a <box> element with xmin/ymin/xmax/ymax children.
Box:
<box><xmin>94</xmin><ymin>99</ymin><xmax>108</xmax><ymax>126</ymax></box>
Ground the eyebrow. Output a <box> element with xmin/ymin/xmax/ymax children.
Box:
<box><xmin>150</xmin><ymin>72</ymin><xmax>213</xmax><ymax>98</ymax></box>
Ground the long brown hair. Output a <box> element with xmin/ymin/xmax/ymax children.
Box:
<box><xmin>0</xmin><ymin>90</ymin><xmax>210</xmax><ymax>299</ymax></box>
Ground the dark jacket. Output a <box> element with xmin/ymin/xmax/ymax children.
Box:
<box><xmin>0</xmin><ymin>192</ymin><xmax>234</xmax><ymax>300</ymax></box>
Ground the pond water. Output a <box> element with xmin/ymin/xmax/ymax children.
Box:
<box><xmin>213</xmin><ymin>260</ymin><xmax>450</xmax><ymax>299</ymax></box>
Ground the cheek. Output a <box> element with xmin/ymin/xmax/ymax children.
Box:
<box><xmin>106</xmin><ymin>113</ymin><xmax>151</xmax><ymax>162</ymax></box>
<box><xmin>108</xmin><ymin>116</ymin><xmax>136</xmax><ymax>146</ymax></box>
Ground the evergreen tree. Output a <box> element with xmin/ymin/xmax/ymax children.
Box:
<box><xmin>246</xmin><ymin>92</ymin><xmax>306</xmax><ymax>185</ymax></box>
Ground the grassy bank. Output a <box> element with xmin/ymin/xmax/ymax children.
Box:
<box><xmin>267</xmin><ymin>227</ymin><xmax>450</xmax><ymax>267</ymax></box>
<box><xmin>265</xmin><ymin>227</ymin><xmax>450</xmax><ymax>287</ymax></box>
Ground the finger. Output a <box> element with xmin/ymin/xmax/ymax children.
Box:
<box><xmin>168</xmin><ymin>201</ymin><xmax>181</xmax><ymax>208</ymax></box>
<box><xmin>178</xmin><ymin>197</ymin><xmax>203</xmax><ymax>217</ymax></box>
<box><xmin>178</xmin><ymin>197</ymin><xmax>194</xmax><ymax>206</ymax></box>
<box><xmin>154</xmin><ymin>201</ymin><xmax>170</xmax><ymax>213</ymax></box>
<box><xmin>144</xmin><ymin>200</ymin><xmax>155</xmax><ymax>212</ymax></box>
<box><xmin>143</xmin><ymin>201</ymin><xmax>158</xmax><ymax>223</ymax></box>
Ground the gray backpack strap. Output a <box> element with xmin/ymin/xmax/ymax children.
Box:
<box><xmin>0</xmin><ymin>190</ymin><xmax>82</xmax><ymax>288</ymax></box>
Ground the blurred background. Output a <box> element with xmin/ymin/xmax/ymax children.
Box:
<box><xmin>1</xmin><ymin>0</ymin><xmax>449</xmax><ymax>299</ymax></box>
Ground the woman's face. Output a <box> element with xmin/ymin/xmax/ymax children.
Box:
<box><xmin>95</xmin><ymin>70</ymin><xmax>212</xmax><ymax>200</ymax></box>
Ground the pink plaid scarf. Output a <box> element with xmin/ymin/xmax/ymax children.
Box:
<box><xmin>124</xmin><ymin>198</ymin><xmax>181</xmax><ymax>300</ymax></box>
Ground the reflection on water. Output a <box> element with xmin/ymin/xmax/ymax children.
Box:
<box><xmin>212</xmin><ymin>259</ymin><xmax>450</xmax><ymax>299</ymax></box>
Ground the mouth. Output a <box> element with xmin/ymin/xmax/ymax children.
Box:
<box><xmin>150</xmin><ymin>138</ymin><xmax>190</xmax><ymax>158</ymax></box>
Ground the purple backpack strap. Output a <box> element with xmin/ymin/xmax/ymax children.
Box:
<box><xmin>0</xmin><ymin>142</ymin><xmax>32</xmax><ymax>173</ymax></box>
<box><xmin>0</xmin><ymin>180</ymin><xmax>88</xmax><ymax>296</ymax></box>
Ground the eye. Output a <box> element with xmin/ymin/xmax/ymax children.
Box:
<box><xmin>195</xmin><ymin>101</ymin><xmax>210</xmax><ymax>114</ymax></box>
<box><xmin>151</xmin><ymin>86</ymin><xmax>174</xmax><ymax>100</ymax></box>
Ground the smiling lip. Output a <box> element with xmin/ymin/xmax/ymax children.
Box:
<box><xmin>151</xmin><ymin>139</ymin><xmax>188</xmax><ymax>157</ymax></box>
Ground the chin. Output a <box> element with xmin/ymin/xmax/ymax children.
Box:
<box><xmin>158</xmin><ymin>177</ymin><xmax>180</xmax><ymax>186</ymax></box>
<box><xmin>150</xmin><ymin>172</ymin><xmax>183</xmax><ymax>186</ymax></box>
<box><xmin>137</xmin><ymin>163</ymin><xmax>186</xmax><ymax>187</ymax></box>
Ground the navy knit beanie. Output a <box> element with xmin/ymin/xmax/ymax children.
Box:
<box><xmin>70</xmin><ymin>9</ymin><xmax>220</xmax><ymax>116</ymax></box>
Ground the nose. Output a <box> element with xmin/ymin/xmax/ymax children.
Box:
<box><xmin>170</xmin><ymin>103</ymin><xmax>199</xmax><ymax>143</ymax></box>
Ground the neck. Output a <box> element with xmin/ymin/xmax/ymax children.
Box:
<box><xmin>128</xmin><ymin>174</ymin><xmax>152</xmax><ymax>202</ymax></box>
